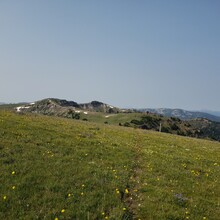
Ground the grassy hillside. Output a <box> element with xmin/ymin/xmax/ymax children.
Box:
<box><xmin>0</xmin><ymin>111</ymin><xmax>220</xmax><ymax>219</ymax></box>
<box><xmin>81</xmin><ymin>112</ymin><xmax>142</xmax><ymax>125</ymax></box>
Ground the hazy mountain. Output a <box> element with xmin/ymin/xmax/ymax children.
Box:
<box><xmin>138</xmin><ymin>108</ymin><xmax>220</xmax><ymax>122</ymax></box>
<box><xmin>202</xmin><ymin>110</ymin><xmax>220</xmax><ymax>117</ymax></box>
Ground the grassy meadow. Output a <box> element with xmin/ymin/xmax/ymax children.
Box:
<box><xmin>0</xmin><ymin>110</ymin><xmax>219</xmax><ymax>219</ymax></box>
<box><xmin>81</xmin><ymin>112</ymin><xmax>143</xmax><ymax>125</ymax></box>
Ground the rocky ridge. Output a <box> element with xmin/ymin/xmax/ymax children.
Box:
<box><xmin>15</xmin><ymin>98</ymin><xmax>121</xmax><ymax>117</ymax></box>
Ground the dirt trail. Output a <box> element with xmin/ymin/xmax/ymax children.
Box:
<box><xmin>124</xmin><ymin>131</ymin><xmax>144</xmax><ymax>219</ymax></box>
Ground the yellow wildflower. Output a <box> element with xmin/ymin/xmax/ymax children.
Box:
<box><xmin>123</xmin><ymin>207</ymin><xmax>126</xmax><ymax>211</ymax></box>
<box><xmin>125</xmin><ymin>189</ymin><xmax>129</xmax><ymax>194</ymax></box>
<box><xmin>12</xmin><ymin>171</ymin><xmax>15</xmax><ymax>175</ymax></box>
<box><xmin>3</xmin><ymin>195</ymin><xmax>7</xmax><ymax>200</ymax></box>
<box><xmin>12</xmin><ymin>186</ymin><xmax>16</xmax><ymax>190</ymax></box>
<box><xmin>61</xmin><ymin>209</ymin><xmax>65</xmax><ymax>213</ymax></box>
<box><xmin>182</xmin><ymin>163</ymin><xmax>187</xmax><ymax>168</ymax></box>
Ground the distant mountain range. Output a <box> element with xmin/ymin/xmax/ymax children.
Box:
<box><xmin>1</xmin><ymin>98</ymin><xmax>219</xmax><ymax>121</ymax></box>
<box><xmin>202</xmin><ymin>110</ymin><xmax>220</xmax><ymax>117</ymax></box>
<box><xmin>1</xmin><ymin>99</ymin><xmax>220</xmax><ymax>122</ymax></box>
<box><xmin>138</xmin><ymin>108</ymin><xmax>220</xmax><ymax>122</ymax></box>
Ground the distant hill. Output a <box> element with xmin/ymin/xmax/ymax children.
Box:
<box><xmin>14</xmin><ymin>98</ymin><xmax>122</xmax><ymax>117</ymax></box>
<box><xmin>138</xmin><ymin>108</ymin><xmax>220</xmax><ymax>122</ymax></box>
<box><xmin>203</xmin><ymin>110</ymin><xmax>220</xmax><ymax>117</ymax></box>
<box><xmin>118</xmin><ymin>112</ymin><xmax>220</xmax><ymax>142</ymax></box>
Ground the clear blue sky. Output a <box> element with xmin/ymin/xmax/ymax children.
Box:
<box><xmin>1</xmin><ymin>0</ymin><xmax>220</xmax><ymax>110</ymax></box>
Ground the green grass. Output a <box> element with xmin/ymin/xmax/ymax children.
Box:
<box><xmin>80</xmin><ymin>112</ymin><xmax>143</xmax><ymax>126</ymax></box>
<box><xmin>0</xmin><ymin>110</ymin><xmax>220</xmax><ymax>219</ymax></box>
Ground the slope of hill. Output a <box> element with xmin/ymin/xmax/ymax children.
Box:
<box><xmin>0</xmin><ymin>110</ymin><xmax>219</xmax><ymax>219</ymax></box>
<box><xmin>53</xmin><ymin>108</ymin><xmax>220</xmax><ymax>142</ymax></box>
<box><xmin>140</xmin><ymin>108</ymin><xmax>220</xmax><ymax>122</ymax></box>
<box><xmin>14</xmin><ymin>98</ymin><xmax>121</xmax><ymax>116</ymax></box>
<box><xmin>190</xmin><ymin>118</ymin><xmax>220</xmax><ymax>141</ymax></box>
<box><xmin>112</xmin><ymin>113</ymin><xmax>220</xmax><ymax>142</ymax></box>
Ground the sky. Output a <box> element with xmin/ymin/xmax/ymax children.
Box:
<box><xmin>0</xmin><ymin>0</ymin><xmax>220</xmax><ymax>110</ymax></box>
